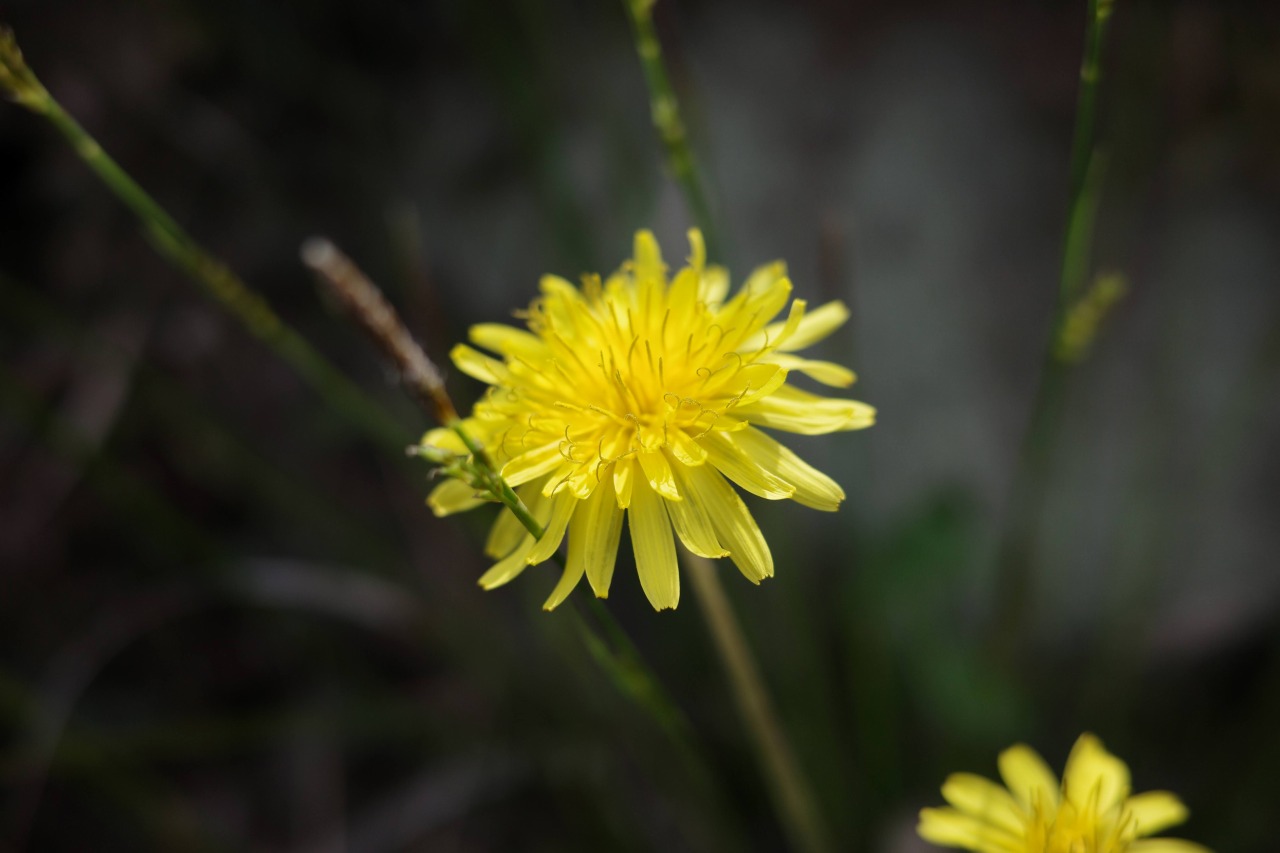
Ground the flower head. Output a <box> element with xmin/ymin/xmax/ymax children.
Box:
<box><xmin>918</xmin><ymin>733</ymin><xmax>1212</xmax><ymax>853</ymax></box>
<box><xmin>424</xmin><ymin>229</ymin><xmax>873</xmax><ymax>610</ymax></box>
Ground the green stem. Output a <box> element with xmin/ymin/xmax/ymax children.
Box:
<box><xmin>621</xmin><ymin>5</ymin><xmax>829</xmax><ymax>847</ymax></box>
<box><xmin>1058</xmin><ymin>0</ymin><xmax>1114</xmax><ymax>311</ymax></box>
<box><xmin>1</xmin><ymin>34</ymin><xmax>405</xmax><ymax>452</ymax></box>
<box><xmin>685</xmin><ymin>554</ymin><xmax>830</xmax><ymax>853</ymax></box>
<box><xmin>621</xmin><ymin>0</ymin><xmax>720</xmax><ymax>257</ymax></box>
<box><xmin>468</xmin><ymin>432</ymin><xmax>697</xmax><ymax>747</ymax></box>
<box><xmin>992</xmin><ymin>0</ymin><xmax>1114</xmax><ymax>649</ymax></box>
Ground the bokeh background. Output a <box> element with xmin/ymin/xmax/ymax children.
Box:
<box><xmin>3</xmin><ymin>0</ymin><xmax>1279</xmax><ymax>850</ymax></box>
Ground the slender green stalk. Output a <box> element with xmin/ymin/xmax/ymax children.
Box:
<box><xmin>992</xmin><ymin>0</ymin><xmax>1116</xmax><ymax>649</ymax></box>
<box><xmin>1061</xmin><ymin>0</ymin><xmax>1114</xmax><ymax>305</ymax></box>
<box><xmin>621</xmin><ymin>0</ymin><xmax>720</xmax><ymax>257</ymax></box>
<box><xmin>685</xmin><ymin>554</ymin><xmax>830</xmax><ymax>853</ymax></box>
<box><xmin>0</xmin><ymin>27</ymin><xmax>405</xmax><ymax>451</ymax></box>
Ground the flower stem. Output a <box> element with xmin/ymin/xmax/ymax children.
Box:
<box><xmin>685</xmin><ymin>554</ymin><xmax>831</xmax><ymax>853</ymax></box>
<box><xmin>622</xmin><ymin>6</ymin><xmax>830</xmax><ymax>848</ymax></box>
<box><xmin>1059</xmin><ymin>0</ymin><xmax>1114</xmax><ymax>311</ymax></box>
<box><xmin>993</xmin><ymin>0</ymin><xmax>1115</xmax><ymax>649</ymax></box>
<box><xmin>0</xmin><ymin>27</ymin><xmax>406</xmax><ymax>451</ymax></box>
<box><xmin>621</xmin><ymin>0</ymin><xmax>720</xmax><ymax>257</ymax></box>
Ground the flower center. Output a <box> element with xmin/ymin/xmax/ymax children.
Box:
<box><xmin>516</xmin><ymin>275</ymin><xmax>781</xmax><ymax>470</ymax></box>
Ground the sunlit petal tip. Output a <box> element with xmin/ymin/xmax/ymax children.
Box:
<box><xmin>633</xmin><ymin>229</ymin><xmax>663</xmax><ymax>271</ymax></box>
<box><xmin>427</xmin><ymin>478</ymin><xmax>485</xmax><ymax>517</ymax></box>
<box><xmin>1128</xmin><ymin>791</ymin><xmax>1190</xmax><ymax>836</ymax></box>
<box><xmin>1064</xmin><ymin>732</ymin><xmax>1131</xmax><ymax>811</ymax></box>
<box><xmin>630</xmin><ymin>483</ymin><xmax>679</xmax><ymax>610</ymax></box>
<box><xmin>686</xmin><ymin>228</ymin><xmax>705</xmax><ymax>268</ymax></box>
<box><xmin>420</xmin><ymin>426</ymin><xmax>463</xmax><ymax>451</ymax></box>
<box><xmin>477</xmin><ymin>539</ymin><xmax>535</xmax><ymax>590</ymax></box>
<box><xmin>998</xmin><ymin>743</ymin><xmax>1060</xmax><ymax>811</ymax></box>
<box><xmin>541</xmin><ymin>556</ymin><xmax>585</xmax><ymax>611</ymax></box>
<box><xmin>917</xmin><ymin>807</ymin><xmax>992</xmax><ymax>848</ymax></box>
<box><xmin>525</xmin><ymin>495</ymin><xmax>575</xmax><ymax>565</ymax></box>
<box><xmin>538</xmin><ymin>273</ymin><xmax>577</xmax><ymax>295</ymax></box>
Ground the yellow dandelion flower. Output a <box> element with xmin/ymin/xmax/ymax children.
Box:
<box><xmin>423</xmin><ymin>228</ymin><xmax>874</xmax><ymax>611</ymax></box>
<box><xmin>918</xmin><ymin>733</ymin><xmax>1213</xmax><ymax>853</ymax></box>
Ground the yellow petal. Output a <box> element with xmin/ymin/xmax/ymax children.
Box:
<box><xmin>1126</xmin><ymin>792</ymin><xmax>1190</xmax><ymax>837</ymax></box>
<box><xmin>940</xmin><ymin>773</ymin><xmax>1024</xmax><ymax>835</ymax></box>
<box><xmin>667</xmin><ymin>427</ymin><xmax>708</xmax><ymax>466</ymax></box>
<box><xmin>765</xmin><ymin>353</ymin><xmax>856</xmax><ymax>387</ymax></box>
<box><xmin>633</xmin><ymin>229</ymin><xmax>664</xmax><ymax>279</ymax></box>
<box><xmin>450</xmin><ymin>343</ymin><xmax>506</xmax><ymax>385</ymax></box>
<box><xmin>628</xmin><ymin>482</ymin><xmax>679</xmax><ymax>610</ymax></box>
<box><xmin>613</xmin><ymin>457</ymin><xmax>635</xmax><ymax>509</ymax></box>
<box><xmin>638</xmin><ymin>449</ymin><xmax>681</xmax><ymax>501</ymax></box>
<box><xmin>541</xmin><ymin>559</ymin><xmax>584</xmax><ymax>611</ymax></box>
<box><xmin>538</xmin><ymin>273</ymin><xmax>587</xmax><ymax>303</ymax></box>
<box><xmin>1127</xmin><ymin>841</ymin><xmax>1213</xmax><ymax>853</ymax></box>
<box><xmin>501</xmin><ymin>443</ymin><xmax>565</xmax><ymax>487</ymax></box>
<box><xmin>469</xmin><ymin>323</ymin><xmax>547</xmax><ymax>361</ymax></box>
<box><xmin>765</xmin><ymin>299</ymin><xmax>849</xmax><ymax>352</ymax></box>
<box><xmin>484</xmin><ymin>487</ymin><xmax>537</xmax><ymax>558</ymax></box>
<box><xmin>741</xmin><ymin>261</ymin><xmax>787</xmax><ymax>299</ymax></box>
<box><xmin>426</xmin><ymin>478</ymin><xmax>484</xmax><ymax>517</ymax></box>
<box><xmin>917</xmin><ymin>807</ymin><xmax>1022</xmax><ymax>852</ymax></box>
<box><xmin>686</xmin><ymin>228</ymin><xmax>705</xmax><ymax>270</ymax></box>
<box><xmin>702</xmin><ymin>432</ymin><xmax>795</xmax><ymax>501</ymax></box>
<box><xmin>682</xmin><ymin>466</ymin><xmax>773</xmax><ymax>583</ymax></box>
<box><xmin>476</xmin><ymin>489</ymin><xmax>548</xmax><ymax>589</ymax></box>
<box><xmin>699</xmin><ymin>265</ymin><xmax>730</xmax><ymax>307</ymax></box>
<box><xmin>740</xmin><ymin>297</ymin><xmax>805</xmax><ymax>353</ymax></box>
<box><xmin>569</xmin><ymin>479</ymin><xmax>625</xmax><ymax>598</ymax></box>
<box><xmin>667</xmin><ymin>266</ymin><xmax>701</xmax><ymax>321</ymax></box>
<box><xmin>737</xmin><ymin>384</ymin><xmax>875</xmax><ymax>434</ymax></box>
<box><xmin>729</xmin><ymin>363</ymin><xmax>790</xmax><ymax>407</ymax></box>
<box><xmin>722</xmin><ymin>427</ymin><xmax>844</xmax><ymax>511</ymax></box>
<box><xmin>478</xmin><ymin>535</ymin><xmax>535</xmax><ymax>589</ymax></box>
<box><xmin>745</xmin><ymin>274</ymin><xmax>794</xmax><ymax>326</ymax></box>
<box><xmin>719</xmin><ymin>276</ymin><xmax>793</xmax><ymax>349</ymax></box>
<box><xmin>526</xmin><ymin>492</ymin><xmax>576</xmax><ymax>565</ymax></box>
<box><xmin>666</xmin><ymin>467</ymin><xmax>729</xmax><ymax>558</ymax></box>
<box><xmin>998</xmin><ymin>744</ymin><xmax>1060</xmax><ymax>813</ymax></box>
<box><xmin>1063</xmin><ymin>733</ymin><xmax>1131</xmax><ymax>812</ymax></box>
<box><xmin>540</xmin><ymin>505</ymin><xmax>589</xmax><ymax>611</ymax></box>
<box><xmin>421</xmin><ymin>427</ymin><xmax>467</xmax><ymax>454</ymax></box>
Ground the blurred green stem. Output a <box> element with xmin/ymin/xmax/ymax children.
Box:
<box><xmin>0</xmin><ymin>27</ymin><xmax>405</xmax><ymax>451</ymax></box>
<box><xmin>622</xmin><ymin>0</ymin><xmax>720</xmax><ymax>257</ymax></box>
<box><xmin>685</xmin><ymin>554</ymin><xmax>830</xmax><ymax>853</ymax></box>
<box><xmin>992</xmin><ymin>0</ymin><xmax>1115</xmax><ymax>648</ymax></box>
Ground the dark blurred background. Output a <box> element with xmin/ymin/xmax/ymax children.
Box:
<box><xmin>2</xmin><ymin>0</ymin><xmax>1279</xmax><ymax>850</ymax></box>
